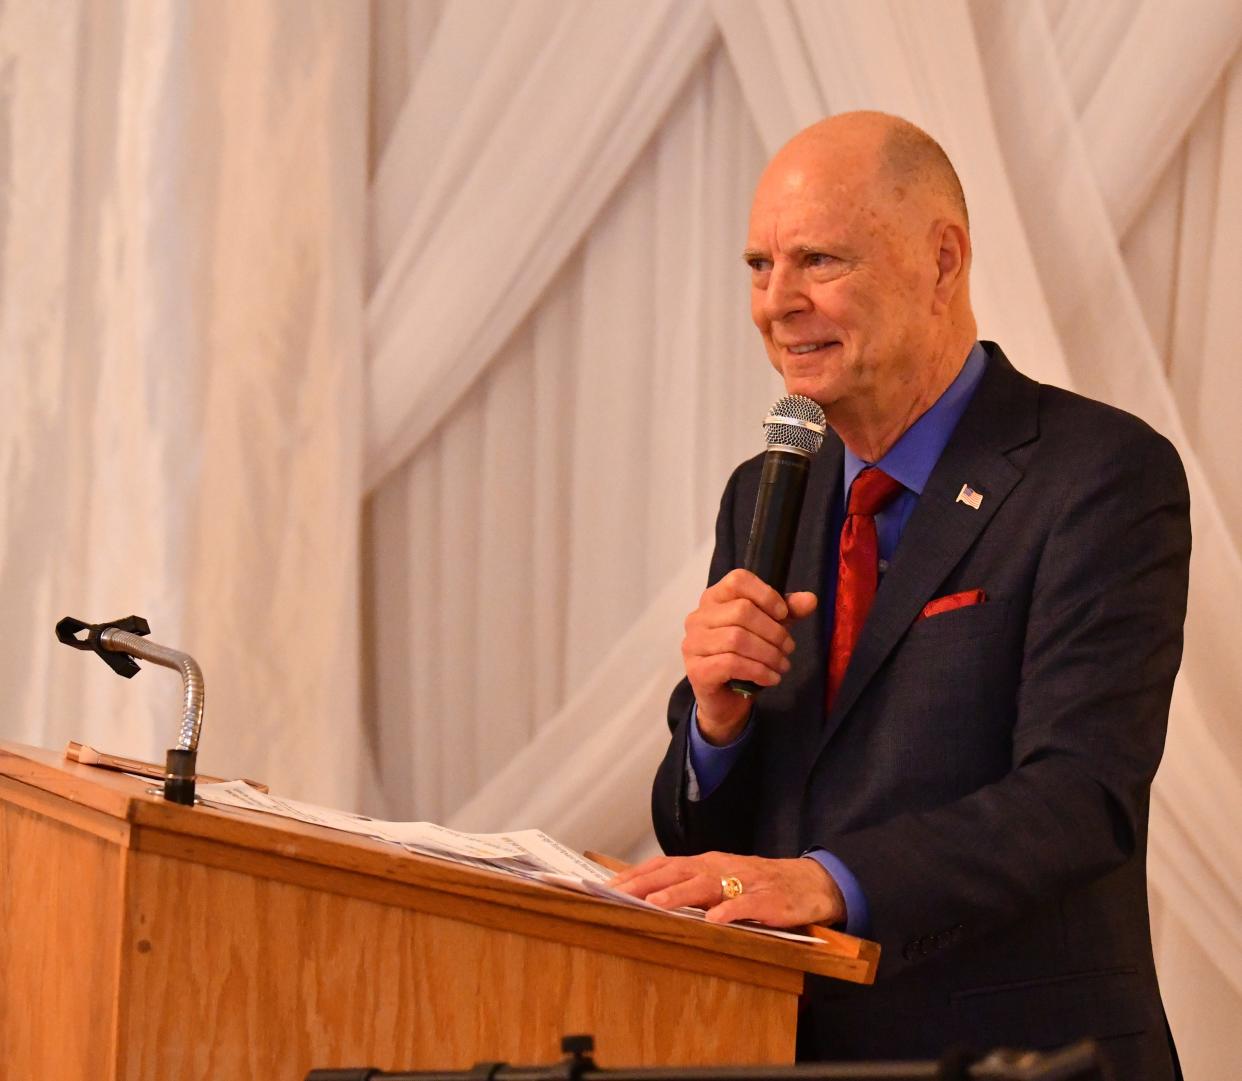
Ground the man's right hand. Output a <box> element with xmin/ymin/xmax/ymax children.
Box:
<box><xmin>682</xmin><ymin>569</ymin><xmax>818</xmax><ymax>745</ymax></box>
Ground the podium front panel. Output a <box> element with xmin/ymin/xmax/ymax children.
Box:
<box><xmin>0</xmin><ymin>743</ymin><xmax>878</xmax><ymax>1079</ymax></box>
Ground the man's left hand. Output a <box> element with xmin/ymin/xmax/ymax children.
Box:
<box><xmin>609</xmin><ymin>852</ymin><xmax>845</xmax><ymax>928</ymax></box>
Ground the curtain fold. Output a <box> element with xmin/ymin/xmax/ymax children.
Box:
<box><xmin>1078</xmin><ymin>0</ymin><xmax>1242</xmax><ymax>235</ymax></box>
<box><xmin>1193</xmin><ymin>53</ymin><xmax>1242</xmax><ymax>550</ymax></box>
<box><xmin>363</xmin><ymin>0</ymin><xmax>719</xmax><ymax>489</ymax></box>
<box><xmin>447</xmin><ymin>542</ymin><xmax>710</xmax><ymax>853</ymax></box>
<box><xmin>363</xmin><ymin>40</ymin><xmax>774</xmax><ymax>826</ymax></box>
<box><xmin>0</xmin><ymin>0</ymin><xmax>368</xmax><ymax>806</ymax></box>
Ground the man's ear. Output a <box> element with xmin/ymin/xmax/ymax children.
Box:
<box><xmin>932</xmin><ymin>220</ymin><xmax>970</xmax><ymax>310</ymax></box>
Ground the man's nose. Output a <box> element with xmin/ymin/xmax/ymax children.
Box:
<box><xmin>762</xmin><ymin>265</ymin><xmax>811</xmax><ymax>322</ymax></box>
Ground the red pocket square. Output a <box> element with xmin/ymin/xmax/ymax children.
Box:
<box><xmin>918</xmin><ymin>589</ymin><xmax>986</xmax><ymax>621</ymax></box>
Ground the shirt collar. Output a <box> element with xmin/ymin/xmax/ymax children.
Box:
<box><xmin>843</xmin><ymin>341</ymin><xmax>989</xmax><ymax>499</ymax></box>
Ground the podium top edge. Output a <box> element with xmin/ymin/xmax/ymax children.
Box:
<box><xmin>0</xmin><ymin>741</ymin><xmax>878</xmax><ymax>987</ymax></box>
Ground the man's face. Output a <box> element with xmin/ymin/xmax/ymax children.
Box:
<box><xmin>744</xmin><ymin>151</ymin><xmax>936</xmax><ymax>418</ymax></box>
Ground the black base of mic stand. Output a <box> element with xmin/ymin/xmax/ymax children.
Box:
<box><xmin>305</xmin><ymin>1033</ymin><xmax>1108</xmax><ymax>1081</ymax></box>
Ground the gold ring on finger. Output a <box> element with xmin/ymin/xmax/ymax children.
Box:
<box><xmin>721</xmin><ymin>875</ymin><xmax>744</xmax><ymax>901</ymax></box>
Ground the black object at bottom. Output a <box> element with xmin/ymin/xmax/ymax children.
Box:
<box><xmin>164</xmin><ymin>748</ymin><xmax>197</xmax><ymax>805</ymax></box>
<box><xmin>305</xmin><ymin>1032</ymin><xmax>1106</xmax><ymax>1081</ymax></box>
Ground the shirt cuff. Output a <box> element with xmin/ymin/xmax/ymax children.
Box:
<box><xmin>685</xmin><ymin>702</ymin><xmax>754</xmax><ymax>801</ymax></box>
<box><xmin>804</xmin><ymin>849</ymin><xmax>872</xmax><ymax>938</ymax></box>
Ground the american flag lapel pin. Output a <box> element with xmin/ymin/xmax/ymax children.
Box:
<box><xmin>956</xmin><ymin>483</ymin><xmax>983</xmax><ymax>510</ymax></box>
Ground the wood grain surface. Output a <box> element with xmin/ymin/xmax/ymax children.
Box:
<box><xmin>114</xmin><ymin>848</ymin><xmax>793</xmax><ymax>1076</ymax></box>
<box><xmin>0</xmin><ymin>741</ymin><xmax>879</xmax><ymax>1079</ymax></box>
<box><xmin>0</xmin><ymin>795</ymin><xmax>125</xmax><ymax>1081</ymax></box>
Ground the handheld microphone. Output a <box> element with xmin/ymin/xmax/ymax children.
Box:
<box><xmin>728</xmin><ymin>394</ymin><xmax>826</xmax><ymax>698</ymax></box>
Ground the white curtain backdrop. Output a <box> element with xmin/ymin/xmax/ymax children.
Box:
<box><xmin>0</xmin><ymin>0</ymin><xmax>369</xmax><ymax>806</ymax></box>
<box><xmin>1</xmin><ymin>0</ymin><xmax>1238</xmax><ymax>1074</ymax></box>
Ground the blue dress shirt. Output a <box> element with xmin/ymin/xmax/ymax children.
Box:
<box><xmin>686</xmin><ymin>342</ymin><xmax>990</xmax><ymax>936</ymax></box>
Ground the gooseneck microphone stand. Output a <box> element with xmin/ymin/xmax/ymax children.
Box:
<box><xmin>55</xmin><ymin>614</ymin><xmax>205</xmax><ymax>805</ymax></box>
<box><xmin>306</xmin><ymin>1034</ymin><xmax>1107</xmax><ymax>1081</ymax></box>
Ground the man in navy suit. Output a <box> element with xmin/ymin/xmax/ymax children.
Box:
<box><xmin>611</xmin><ymin>113</ymin><xmax>1188</xmax><ymax>1079</ymax></box>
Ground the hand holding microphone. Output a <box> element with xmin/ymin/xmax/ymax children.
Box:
<box><xmin>682</xmin><ymin>395</ymin><xmax>826</xmax><ymax>742</ymax></box>
<box><xmin>682</xmin><ymin>571</ymin><xmax>817</xmax><ymax>744</ymax></box>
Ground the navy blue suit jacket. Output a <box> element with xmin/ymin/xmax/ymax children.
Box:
<box><xmin>652</xmin><ymin>344</ymin><xmax>1189</xmax><ymax>1078</ymax></box>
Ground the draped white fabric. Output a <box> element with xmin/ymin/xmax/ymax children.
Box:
<box><xmin>0</xmin><ymin>0</ymin><xmax>369</xmax><ymax>807</ymax></box>
<box><xmin>2</xmin><ymin>0</ymin><xmax>1239</xmax><ymax>1072</ymax></box>
<box><xmin>364</xmin><ymin>33</ymin><xmax>776</xmax><ymax>831</ymax></box>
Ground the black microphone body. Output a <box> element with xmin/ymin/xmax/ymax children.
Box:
<box><xmin>727</xmin><ymin>395</ymin><xmax>825</xmax><ymax>698</ymax></box>
<box><xmin>741</xmin><ymin>449</ymin><xmax>811</xmax><ymax>591</ymax></box>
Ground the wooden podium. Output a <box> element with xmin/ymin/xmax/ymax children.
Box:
<box><xmin>0</xmin><ymin>742</ymin><xmax>878</xmax><ymax>1080</ymax></box>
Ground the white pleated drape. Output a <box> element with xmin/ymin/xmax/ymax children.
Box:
<box><xmin>364</xmin><ymin>32</ymin><xmax>776</xmax><ymax>836</ymax></box>
<box><xmin>2</xmin><ymin>0</ymin><xmax>1239</xmax><ymax>1074</ymax></box>
<box><xmin>0</xmin><ymin>0</ymin><xmax>369</xmax><ymax>807</ymax></box>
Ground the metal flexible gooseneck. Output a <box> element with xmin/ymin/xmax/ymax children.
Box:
<box><xmin>97</xmin><ymin>626</ymin><xmax>205</xmax><ymax>753</ymax></box>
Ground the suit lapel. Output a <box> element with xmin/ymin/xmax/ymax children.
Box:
<box><xmin>815</xmin><ymin>346</ymin><xmax>1040</xmax><ymax>753</ymax></box>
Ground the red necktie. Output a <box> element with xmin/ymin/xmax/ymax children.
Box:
<box><xmin>827</xmin><ymin>467</ymin><xmax>903</xmax><ymax>710</ymax></box>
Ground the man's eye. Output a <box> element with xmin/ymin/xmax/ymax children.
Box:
<box><xmin>804</xmin><ymin>252</ymin><xmax>836</xmax><ymax>268</ymax></box>
<box><xmin>746</xmin><ymin>257</ymin><xmax>772</xmax><ymax>273</ymax></box>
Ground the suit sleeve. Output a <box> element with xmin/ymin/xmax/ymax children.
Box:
<box><xmin>819</xmin><ymin>428</ymin><xmax>1191</xmax><ymax>973</ymax></box>
<box><xmin>652</xmin><ymin>461</ymin><xmax>764</xmax><ymax>857</ymax></box>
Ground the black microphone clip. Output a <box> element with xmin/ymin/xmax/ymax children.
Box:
<box><xmin>55</xmin><ymin>614</ymin><xmax>152</xmax><ymax>678</ymax></box>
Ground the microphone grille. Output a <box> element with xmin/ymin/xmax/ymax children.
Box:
<box><xmin>763</xmin><ymin>395</ymin><xmax>827</xmax><ymax>455</ymax></box>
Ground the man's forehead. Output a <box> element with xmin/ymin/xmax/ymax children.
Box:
<box><xmin>758</xmin><ymin>143</ymin><xmax>877</xmax><ymax>195</ymax></box>
<box><xmin>746</xmin><ymin>167</ymin><xmax>881</xmax><ymax>245</ymax></box>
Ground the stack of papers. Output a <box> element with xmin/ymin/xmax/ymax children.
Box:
<box><xmin>197</xmin><ymin>780</ymin><xmax>820</xmax><ymax>945</ymax></box>
<box><xmin>198</xmin><ymin>779</ymin><xmax>608</xmax><ymax>880</ymax></box>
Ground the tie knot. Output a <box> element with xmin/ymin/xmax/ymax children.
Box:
<box><xmin>847</xmin><ymin>467</ymin><xmax>903</xmax><ymax>516</ymax></box>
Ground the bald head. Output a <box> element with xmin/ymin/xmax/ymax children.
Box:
<box><xmin>875</xmin><ymin>115</ymin><xmax>969</xmax><ymax>229</ymax></box>
<box><xmin>745</xmin><ymin>111</ymin><xmax>977</xmax><ymax>460</ymax></box>
<box><xmin>767</xmin><ymin>111</ymin><xmax>969</xmax><ymax>230</ymax></box>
